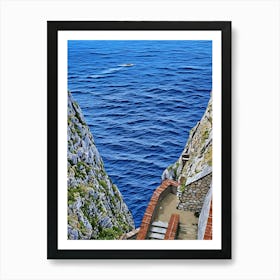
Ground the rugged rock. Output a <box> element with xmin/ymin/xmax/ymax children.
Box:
<box><xmin>67</xmin><ymin>91</ymin><xmax>135</xmax><ymax>240</ymax></box>
<box><xmin>162</xmin><ymin>95</ymin><xmax>212</xmax><ymax>214</ymax></box>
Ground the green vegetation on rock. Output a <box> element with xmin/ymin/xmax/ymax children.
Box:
<box><xmin>98</xmin><ymin>227</ymin><xmax>123</xmax><ymax>240</ymax></box>
<box><xmin>162</xmin><ymin>95</ymin><xmax>213</xmax><ymax>186</ymax></box>
<box><xmin>67</xmin><ymin>91</ymin><xmax>135</xmax><ymax>240</ymax></box>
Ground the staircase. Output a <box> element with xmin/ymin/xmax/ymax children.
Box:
<box><xmin>148</xmin><ymin>221</ymin><xmax>168</xmax><ymax>240</ymax></box>
<box><xmin>177</xmin><ymin>223</ymin><xmax>197</xmax><ymax>240</ymax></box>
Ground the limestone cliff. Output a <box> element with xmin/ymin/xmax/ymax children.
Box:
<box><xmin>162</xmin><ymin>95</ymin><xmax>212</xmax><ymax>214</ymax></box>
<box><xmin>67</xmin><ymin>92</ymin><xmax>134</xmax><ymax>240</ymax></box>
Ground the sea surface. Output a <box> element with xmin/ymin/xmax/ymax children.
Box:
<box><xmin>68</xmin><ymin>40</ymin><xmax>212</xmax><ymax>227</ymax></box>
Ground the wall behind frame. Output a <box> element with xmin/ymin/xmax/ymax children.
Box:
<box><xmin>0</xmin><ymin>0</ymin><xmax>279</xmax><ymax>279</ymax></box>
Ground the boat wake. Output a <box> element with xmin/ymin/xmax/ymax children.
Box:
<box><xmin>90</xmin><ymin>64</ymin><xmax>134</xmax><ymax>79</ymax></box>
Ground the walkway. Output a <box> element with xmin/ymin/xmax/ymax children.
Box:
<box><xmin>153</xmin><ymin>193</ymin><xmax>198</xmax><ymax>240</ymax></box>
<box><xmin>136</xmin><ymin>178</ymin><xmax>203</xmax><ymax>240</ymax></box>
<box><xmin>136</xmin><ymin>179</ymin><xmax>179</xmax><ymax>240</ymax></box>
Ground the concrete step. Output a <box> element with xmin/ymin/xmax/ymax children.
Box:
<box><xmin>148</xmin><ymin>232</ymin><xmax>165</xmax><ymax>240</ymax></box>
<box><xmin>179</xmin><ymin>224</ymin><xmax>197</xmax><ymax>234</ymax></box>
<box><xmin>151</xmin><ymin>221</ymin><xmax>168</xmax><ymax>228</ymax></box>
<box><xmin>180</xmin><ymin>225</ymin><xmax>197</xmax><ymax>229</ymax></box>
<box><xmin>180</xmin><ymin>227</ymin><xmax>197</xmax><ymax>232</ymax></box>
<box><xmin>150</xmin><ymin>226</ymin><xmax>167</xmax><ymax>234</ymax></box>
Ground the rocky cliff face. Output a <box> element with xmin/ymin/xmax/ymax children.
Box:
<box><xmin>162</xmin><ymin>95</ymin><xmax>212</xmax><ymax>214</ymax></box>
<box><xmin>67</xmin><ymin>92</ymin><xmax>135</xmax><ymax>240</ymax></box>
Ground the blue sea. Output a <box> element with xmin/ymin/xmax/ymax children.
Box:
<box><xmin>68</xmin><ymin>40</ymin><xmax>212</xmax><ymax>227</ymax></box>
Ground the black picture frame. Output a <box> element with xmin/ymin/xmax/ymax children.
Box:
<box><xmin>47</xmin><ymin>21</ymin><xmax>231</xmax><ymax>259</ymax></box>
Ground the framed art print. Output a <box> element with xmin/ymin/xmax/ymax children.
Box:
<box><xmin>47</xmin><ymin>21</ymin><xmax>231</xmax><ymax>259</ymax></box>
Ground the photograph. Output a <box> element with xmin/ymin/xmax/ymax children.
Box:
<box><xmin>67</xmin><ymin>40</ymin><xmax>213</xmax><ymax>241</ymax></box>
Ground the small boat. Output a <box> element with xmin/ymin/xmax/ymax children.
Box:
<box><xmin>120</xmin><ymin>63</ymin><xmax>134</xmax><ymax>67</ymax></box>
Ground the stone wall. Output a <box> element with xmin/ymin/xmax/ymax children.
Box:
<box><xmin>177</xmin><ymin>173</ymin><xmax>212</xmax><ymax>213</ymax></box>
